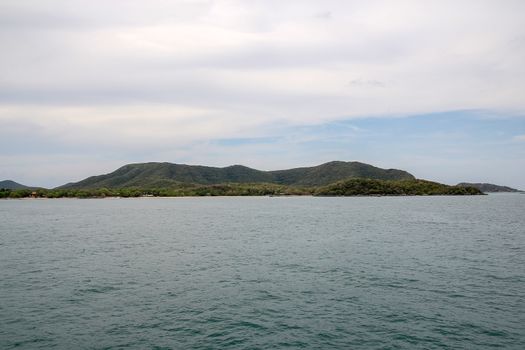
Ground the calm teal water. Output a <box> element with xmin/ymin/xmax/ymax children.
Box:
<box><xmin>1</xmin><ymin>195</ymin><xmax>524</xmax><ymax>349</ymax></box>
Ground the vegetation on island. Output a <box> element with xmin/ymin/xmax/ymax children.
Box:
<box><xmin>1</xmin><ymin>161</ymin><xmax>486</xmax><ymax>198</ymax></box>
<box><xmin>1</xmin><ymin>178</ymin><xmax>483</xmax><ymax>199</ymax></box>
<box><xmin>58</xmin><ymin>161</ymin><xmax>415</xmax><ymax>189</ymax></box>
<box><xmin>457</xmin><ymin>182</ymin><xmax>521</xmax><ymax>193</ymax></box>
<box><xmin>314</xmin><ymin>178</ymin><xmax>483</xmax><ymax>196</ymax></box>
<box><xmin>0</xmin><ymin>183</ymin><xmax>307</xmax><ymax>199</ymax></box>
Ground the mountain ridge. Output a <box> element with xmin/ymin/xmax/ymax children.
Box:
<box><xmin>59</xmin><ymin>161</ymin><xmax>416</xmax><ymax>189</ymax></box>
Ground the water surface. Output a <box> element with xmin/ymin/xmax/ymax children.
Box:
<box><xmin>1</xmin><ymin>195</ymin><xmax>524</xmax><ymax>349</ymax></box>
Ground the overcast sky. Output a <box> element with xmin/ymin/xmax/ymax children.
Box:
<box><xmin>1</xmin><ymin>0</ymin><xmax>524</xmax><ymax>188</ymax></box>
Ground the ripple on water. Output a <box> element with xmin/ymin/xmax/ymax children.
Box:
<box><xmin>1</xmin><ymin>195</ymin><xmax>524</xmax><ymax>349</ymax></box>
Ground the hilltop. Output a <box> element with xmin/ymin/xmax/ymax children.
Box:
<box><xmin>59</xmin><ymin>161</ymin><xmax>416</xmax><ymax>189</ymax></box>
<box><xmin>0</xmin><ymin>180</ymin><xmax>32</xmax><ymax>190</ymax></box>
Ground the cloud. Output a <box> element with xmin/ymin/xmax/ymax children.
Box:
<box><xmin>0</xmin><ymin>104</ymin><xmax>269</xmax><ymax>152</ymax></box>
<box><xmin>2</xmin><ymin>1</ymin><xmax>525</xmax><ymax>115</ymax></box>
<box><xmin>1</xmin><ymin>0</ymin><xmax>525</xmax><ymax>187</ymax></box>
<box><xmin>513</xmin><ymin>134</ymin><xmax>525</xmax><ymax>142</ymax></box>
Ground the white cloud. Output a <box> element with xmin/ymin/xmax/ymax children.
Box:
<box><xmin>513</xmin><ymin>134</ymin><xmax>525</xmax><ymax>142</ymax></box>
<box><xmin>0</xmin><ymin>104</ymin><xmax>271</xmax><ymax>150</ymax></box>
<box><xmin>2</xmin><ymin>1</ymin><xmax>524</xmax><ymax>116</ymax></box>
<box><xmin>1</xmin><ymin>0</ymin><xmax>525</xmax><ymax>185</ymax></box>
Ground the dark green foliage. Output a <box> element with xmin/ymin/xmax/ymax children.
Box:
<box><xmin>1</xmin><ymin>189</ymin><xmax>32</xmax><ymax>198</ymax></box>
<box><xmin>1</xmin><ymin>178</ymin><xmax>483</xmax><ymax>199</ymax></box>
<box><xmin>457</xmin><ymin>182</ymin><xmax>521</xmax><ymax>193</ymax></box>
<box><xmin>0</xmin><ymin>188</ymin><xmax>12</xmax><ymax>198</ymax></box>
<box><xmin>1</xmin><ymin>183</ymin><xmax>306</xmax><ymax>198</ymax></box>
<box><xmin>314</xmin><ymin>178</ymin><xmax>484</xmax><ymax>196</ymax></box>
<box><xmin>59</xmin><ymin>161</ymin><xmax>415</xmax><ymax>189</ymax></box>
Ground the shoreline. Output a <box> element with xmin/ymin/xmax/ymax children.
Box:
<box><xmin>0</xmin><ymin>193</ymin><xmax>493</xmax><ymax>200</ymax></box>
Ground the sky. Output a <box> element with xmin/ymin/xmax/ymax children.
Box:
<box><xmin>1</xmin><ymin>0</ymin><xmax>524</xmax><ymax>189</ymax></box>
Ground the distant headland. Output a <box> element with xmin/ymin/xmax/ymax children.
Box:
<box><xmin>457</xmin><ymin>183</ymin><xmax>521</xmax><ymax>193</ymax></box>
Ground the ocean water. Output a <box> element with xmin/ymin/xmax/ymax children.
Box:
<box><xmin>1</xmin><ymin>195</ymin><xmax>524</xmax><ymax>349</ymax></box>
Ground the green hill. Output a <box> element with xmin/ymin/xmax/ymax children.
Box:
<box><xmin>59</xmin><ymin>161</ymin><xmax>415</xmax><ymax>189</ymax></box>
<box><xmin>271</xmin><ymin>161</ymin><xmax>414</xmax><ymax>186</ymax></box>
<box><xmin>0</xmin><ymin>180</ymin><xmax>31</xmax><ymax>190</ymax></box>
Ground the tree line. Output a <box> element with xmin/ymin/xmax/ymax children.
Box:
<box><xmin>0</xmin><ymin>179</ymin><xmax>482</xmax><ymax>199</ymax></box>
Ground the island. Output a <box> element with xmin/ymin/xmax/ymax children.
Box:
<box><xmin>1</xmin><ymin>161</ymin><xmax>483</xmax><ymax>198</ymax></box>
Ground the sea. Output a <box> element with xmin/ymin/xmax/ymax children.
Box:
<box><xmin>1</xmin><ymin>194</ymin><xmax>524</xmax><ymax>349</ymax></box>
